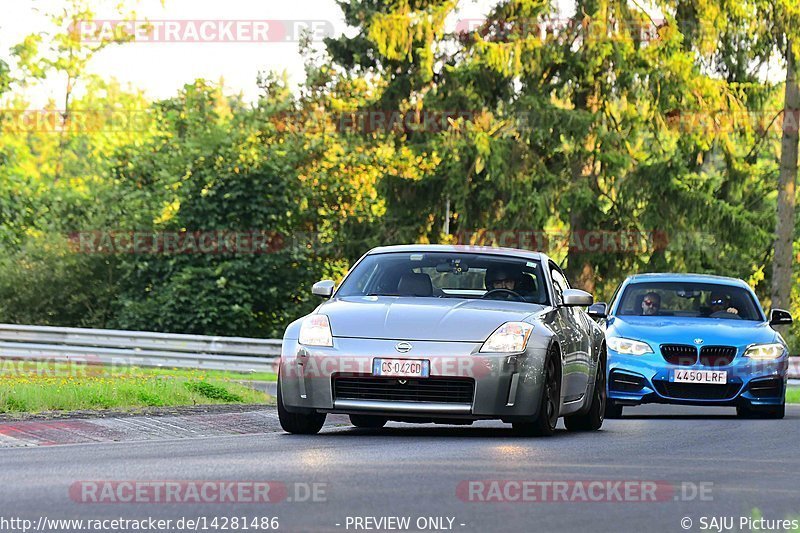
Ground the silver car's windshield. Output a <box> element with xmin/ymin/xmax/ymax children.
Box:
<box><xmin>337</xmin><ymin>252</ymin><xmax>549</xmax><ymax>304</ymax></box>
<box><xmin>616</xmin><ymin>282</ymin><xmax>763</xmax><ymax>321</ymax></box>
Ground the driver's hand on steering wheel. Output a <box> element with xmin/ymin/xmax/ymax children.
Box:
<box><xmin>726</xmin><ymin>307</ymin><xmax>738</xmax><ymax>315</ymax></box>
<box><xmin>482</xmin><ymin>288</ymin><xmax>524</xmax><ymax>301</ymax></box>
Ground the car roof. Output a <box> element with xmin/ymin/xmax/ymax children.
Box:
<box><xmin>623</xmin><ymin>272</ymin><xmax>750</xmax><ymax>289</ymax></box>
<box><xmin>366</xmin><ymin>244</ymin><xmax>549</xmax><ymax>262</ymax></box>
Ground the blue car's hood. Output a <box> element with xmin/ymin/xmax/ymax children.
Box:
<box><xmin>319</xmin><ymin>296</ymin><xmax>546</xmax><ymax>342</ymax></box>
<box><xmin>608</xmin><ymin>316</ymin><xmax>777</xmax><ymax>347</ymax></box>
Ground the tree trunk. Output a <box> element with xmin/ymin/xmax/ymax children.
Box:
<box><xmin>55</xmin><ymin>72</ymin><xmax>74</xmax><ymax>183</ymax></box>
<box><xmin>771</xmin><ymin>41</ymin><xmax>799</xmax><ymax>312</ymax></box>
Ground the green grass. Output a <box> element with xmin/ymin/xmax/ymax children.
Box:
<box><xmin>787</xmin><ymin>387</ymin><xmax>800</xmax><ymax>405</ymax></box>
<box><xmin>0</xmin><ymin>362</ymin><xmax>272</xmax><ymax>413</ymax></box>
<box><xmin>123</xmin><ymin>366</ymin><xmax>276</xmax><ymax>382</ymax></box>
<box><xmin>0</xmin><ymin>359</ymin><xmax>276</xmax><ymax>382</ymax></box>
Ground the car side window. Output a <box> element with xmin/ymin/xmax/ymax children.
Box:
<box><xmin>607</xmin><ymin>284</ymin><xmax>622</xmax><ymax>314</ymax></box>
<box><xmin>550</xmin><ymin>266</ymin><xmax>568</xmax><ymax>306</ymax></box>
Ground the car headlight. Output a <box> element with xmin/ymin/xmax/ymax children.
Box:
<box><xmin>299</xmin><ymin>315</ymin><xmax>333</xmax><ymax>347</ymax></box>
<box><xmin>743</xmin><ymin>342</ymin><xmax>785</xmax><ymax>359</ymax></box>
<box><xmin>480</xmin><ymin>322</ymin><xmax>533</xmax><ymax>353</ymax></box>
<box><xmin>607</xmin><ymin>336</ymin><xmax>653</xmax><ymax>355</ymax></box>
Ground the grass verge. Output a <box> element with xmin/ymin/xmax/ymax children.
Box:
<box><xmin>0</xmin><ymin>362</ymin><xmax>271</xmax><ymax>413</ymax></box>
<box><xmin>786</xmin><ymin>387</ymin><xmax>799</xmax><ymax>405</ymax></box>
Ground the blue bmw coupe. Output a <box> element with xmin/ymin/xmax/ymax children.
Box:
<box><xmin>588</xmin><ymin>273</ymin><xmax>793</xmax><ymax>419</ymax></box>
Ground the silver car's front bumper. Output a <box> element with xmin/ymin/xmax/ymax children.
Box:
<box><xmin>279</xmin><ymin>337</ymin><xmax>549</xmax><ymax>419</ymax></box>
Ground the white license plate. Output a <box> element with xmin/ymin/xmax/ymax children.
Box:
<box><xmin>372</xmin><ymin>358</ymin><xmax>429</xmax><ymax>378</ymax></box>
<box><xmin>673</xmin><ymin>370</ymin><xmax>727</xmax><ymax>384</ymax></box>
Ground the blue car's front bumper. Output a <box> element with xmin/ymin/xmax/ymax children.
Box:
<box><xmin>608</xmin><ymin>350</ymin><xmax>788</xmax><ymax>407</ymax></box>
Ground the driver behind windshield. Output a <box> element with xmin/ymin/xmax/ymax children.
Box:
<box><xmin>485</xmin><ymin>266</ymin><xmax>520</xmax><ymax>293</ymax></box>
<box><xmin>641</xmin><ymin>292</ymin><xmax>661</xmax><ymax>316</ymax></box>
<box><xmin>709</xmin><ymin>291</ymin><xmax>739</xmax><ymax>316</ymax></box>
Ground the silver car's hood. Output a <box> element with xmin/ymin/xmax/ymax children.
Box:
<box><xmin>320</xmin><ymin>296</ymin><xmax>546</xmax><ymax>342</ymax></box>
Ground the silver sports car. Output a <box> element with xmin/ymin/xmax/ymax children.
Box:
<box><xmin>278</xmin><ymin>245</ymin><xmax>607</xmax><ymax>436</ymax></box>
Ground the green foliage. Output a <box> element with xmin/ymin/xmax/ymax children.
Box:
<box><xmin>0</xmin><ymin>59</ymin><xmax>9</xmax><ymax>95</ymax></box>
<box><xmin>101</xmin><ymin>81</ymin><xmax>334</xmax><ymax>337</ymax></box>
<box><xmin>0</xmin><ymin>234</ymin><xmax>118</xmax><ymax>327</ymax></box>
<box><xmin>0</xmin><ymin>0</ymin><xmax>797</xmax><ymax>347</ymax></box>
<box><xmin>327</xmin><ymin>0</ymin><xmax>458</xmax><ymax>106</ymax></box>
<box><xmin>184</xmin><ymin>380</ymin><xmax>244</xmax><ymax>403</ymax></box>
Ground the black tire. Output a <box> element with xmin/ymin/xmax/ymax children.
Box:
<box><xmin>604</xmin><ymin>401</ymin><xmax>623</xmax><ymax>419</ymax></box>
<box><xmin>738</xmin><ymin>402</ymin><xmax>785</xmax><ymax>419</ymax></box>
<box><xmin>277</xmin><ymin>375</ymin><xmax>326</xmax><ymax>434</ymax></box>
<box><xmin>349</xmin><ymin>414</ymin><xmax>388</xmax><ymax>428</ymax></box>
<box><xmin>564</xmin><ymin>352</ymin><xmax>606</xmax><ymax>431</ymax></box>
<box><xmin>512</xmin><ymin>348</ymin><xmax>560</xmax><ymax>437</ymax></box>
<box><xmin>762</xmin><ymin>403</ymin><xmax>785</xmax><ymax>419</ymax></box>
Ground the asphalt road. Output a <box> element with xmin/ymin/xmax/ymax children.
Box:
<box><xmin>0</xmin><ymin>404</ymin><xmax>798</xmax><ymax>533</ymax></box>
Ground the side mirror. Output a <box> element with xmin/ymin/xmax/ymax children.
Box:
<box><xmin>769</xmin><ymin>308</ymin><xmax>792</xmax><ymax>326</ymax></box>
<box><xmin>311</xmin><ymin>280</ymin><xmax>335</xmax><ymax>299</ymax></box>
<box><xmin>588</xmin><ymin>302</ymin><xmax>608</xmax><ymax>318</ymax></box>
<box><xmin>562</xmin><ymin>289</ymin><xmax>594</xmax><ymax>307</ymax></box>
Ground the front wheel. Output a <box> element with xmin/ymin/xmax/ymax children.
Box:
<box><xmin>277</xmin><ymin>376</ymin><xmax>326</xmax><ymax>434</ymax></box>
<box><xmin>565</xmin><ymin>353</ymin><xmax>606</xmax><ymax>431</ymax></box>
<box><xmin>512</xmin><ymin>348</ymin><xmax>560</xmax><ymax>437</ymax></box>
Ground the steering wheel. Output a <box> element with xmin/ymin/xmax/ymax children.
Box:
<box><xmin>482</xmin><ymin>288</ymin><xmax>524</xmax><ymax>302</ymax></box>
<box><xmin>709</xmin><ymin>310</ymin><xmax>742</xmax><ymax>319</ymax></box>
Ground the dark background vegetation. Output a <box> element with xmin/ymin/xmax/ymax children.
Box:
<box><xmin>1</xmin><ymin>0</ymin><xmax>799</xmax><ymax>344</ymax></box>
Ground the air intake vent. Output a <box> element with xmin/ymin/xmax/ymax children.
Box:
<box><xmin>609</xmin><ymin>371</ymin><xmax>645</xmax><ymax>392</ymax></box>
<box><xmin>653</xmin><ymin>381</ymin><xmax>741</xmax><ymax>400</ymax></box>
<box><xmin>747</xmin><ymin>378</ymin><xmax>783</xmax><ymax>399</ymax></box>
<box><xmin>333</xmin><ymin>376</ymin><xmax>475</xmax><ymax>404</ymax></box>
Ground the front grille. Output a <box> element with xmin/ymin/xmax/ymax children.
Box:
<box><xmin>747</xmin><ymin>378</ymin><xmax>783</xmax><ymax>399</ymax></box>
<box><xmin>654</xmin><ymin>381</ymin><xmax>741</xmax><ymax>400</ymax></box>
<box><xmin>609</xmin><ymin>371</ymin><xmax>645</xmax><ymax>393</ymax></box>
<box><xmin>333</xmin><ymin>375</ymin><xmax>475</xmax><ymax>404</ymax></box>
<box><xmin>699</xmin><ymin>346</ymin><xmax>737</xmax><ymax>367</ymax></box>
<box><xmin>660</xmin><ymin>344</ymin><xmax>698</xmax><ymax>366</ymax></box>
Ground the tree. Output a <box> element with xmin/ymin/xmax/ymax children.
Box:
<box><xmin>0</xmin><ymin>58</ymin><xmax>9</xmax><ymax>95</ymax></box>
<box><xmin>0</xmin><ymin>0</ymin><xmax>794</xmax><ymax>336</ymax></box>
<box><xmin>326</xmin><ymin>0</ymin><xmax>457</xmax><ymax>108</ymax></box>
<box><xmin>773</xmin><ymin>4</ymin><xmax>800</xmax><ymax>313</ymax></box>
<box><xmin>663</xmin><ymin>0</ymin><xmax>800</xmax><ymax>314</ymax></box>
<box><xmin>773</xmin><ymin>40</ymin><xmax>799</xmax><ymax>313</ymax></box>
<box><xmin>11</xmin><ymin>0</ymin><xmax>139</xmax><ymax>180</ymax></box>
<box><xmin>450</xmin><ymin>0</ymin><xmax>757</xmax><ymax>294</ymax></box>
<box><xmin>102</xmin><ymin>81</ymin><xmax>342</xmax><ymax>336</ymax></box>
